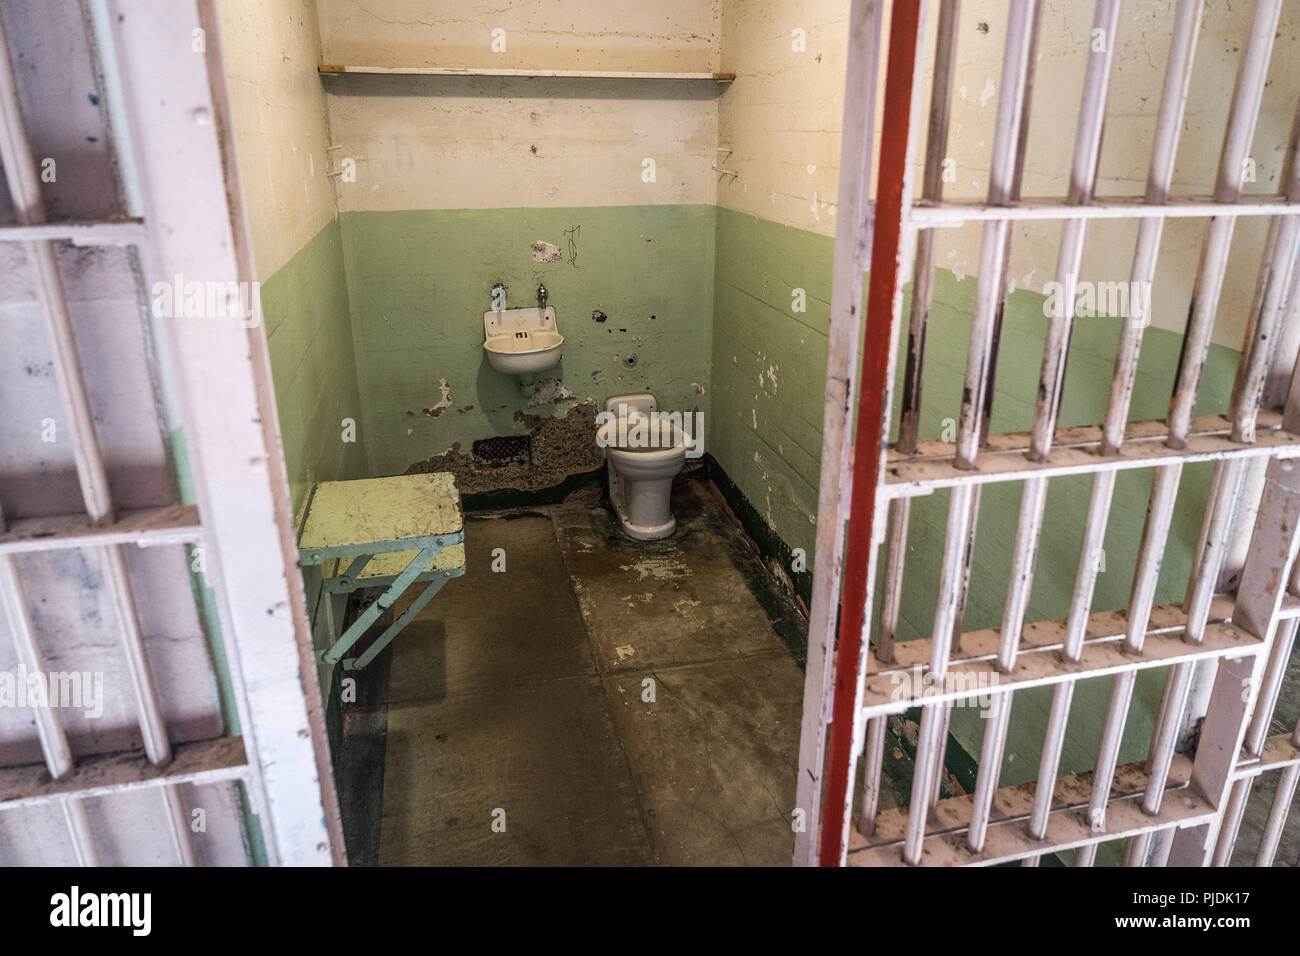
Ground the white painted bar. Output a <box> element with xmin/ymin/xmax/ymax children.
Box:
<box><xmin>793</xmin><ymin>0</ymin><xmax>883</xmax><ymax>868</ymax></box>
<box><xmin>0</xmin><ymin>219</ymin><xmax>147</xmax><ymax>245</ymax></box>
<box><xmin>910</xmin><ymin>195</ymin><xmax>1300</xmax><ymax>226</ymax></box>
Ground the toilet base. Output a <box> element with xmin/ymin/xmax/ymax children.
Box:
<box><xmin>607</xmin><ymin>463</ymin><xmax>677</xmax><ymax>540</ymax></box>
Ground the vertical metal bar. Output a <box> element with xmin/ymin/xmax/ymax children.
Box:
<box><xmin>1030</xmin><ymin>0</ymin><xmax>1123</xmax><ymax>457</ymax></box>
<box><xmin>1014</xmin><ymin>0</ymin><xmax>1123</xmax><ymax>850</ymax></box>
<box><xmin>1167</xmin><ymin>0</ymin><xmax>1282</xmax><ymax>445</ymax></box>
<box><xmin>1084</xmin><ymin>1</ymin><xmax>1279</xmax><ymax>853</ymax></box>
<box><xmin>1103</xmin><ymin>0</ymin><xmax>1203</xmax><ymax>449</ymax></box>
<box><xmin>954</xmin><ymin>0</ymin><xmax>1037</xmax><ymax>469</ymax></box>
<box><xmin>0</xmin><ymin>11</ymin><xmax>192</xmax><ymax>865</ymax></box>
<box><xmin>821</xmin><ymin>0</ymin><xmax>929</xmax><ymax>868</ymax></box>
<box><xmin>0</xmin><ymin>504</ymin><xmax>100</xmax><ymax>865</ymax></box>
<box><xmin>1244</xmin><ymin>616</ymin><xmax>1299</xmax><ymax>756</ymax></box>
<box><xmin>1171</xmin><ymin>455</ymin><xmax>1300</xmax><ymax>865</ymax></box>
<box><xmin>1124</xmin><ymin>830</ymin><xmax>1152</xmax><ymax>867</ymax></box>
<box><xmin>920</xmin><ymin>0</ymin><xmax>1040</xmax><ymax>868</ymax></box>
<box><xmin>1229</xmin><ymin>93</ymin><xmax>1300</xmax><ymax>444</ymax></box>
<box><xmin>793</xmin><ymin>0</ymin><xmax>884</xmax><ymax>867</ymax></box>
<box><xmin>878</xmin><ymin>0</ymin><xmax>961</xmax><ymax>673</ymax></box>
<box><xmin>1255</xmin><ymin>763</ymin><xmax>1299</xmax><ymax>866</ymax></box>
<box><xmin>1210</xmin><ymin>776</ymin><xmax>1253</xmax><ymax>866</ymax></box>
<box><xmin>896</xmin><ymin>0</ymin><xmax>961</xmax><ymax>455</ymax></box>
<box><xmin>858</xmin><ymin>714</ymin><xmax>887</xmax><ymax>837</ymax></box>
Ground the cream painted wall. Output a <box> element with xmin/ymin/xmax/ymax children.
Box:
<box><xmin>719</xmin><ymin>0</ymin><xmax>1300</xmax><ymax>347</ymax></box>
<box><xmin>717</xmin><ymin>0</ymin><xmax>852</xmax><ymax>234</ymax></box>
<box><xmin>316</xmin><ymin>0</ymin><xmax>720</xmax><ymax>73</ymax></box>
<box><xmin>323</xmin><ymin>74</ymin><xmax>719</xmax><ymax>212</ymax></box>
<box><xmin>217</xmin><ymin>0</ymin><xmax>338</xmax><ymax>276</ymax></box>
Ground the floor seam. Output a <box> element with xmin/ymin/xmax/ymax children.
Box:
<box><xmin>549</xmin><ymin>501</ymin><xmax>663</xmax><ymax>865</ymax></box>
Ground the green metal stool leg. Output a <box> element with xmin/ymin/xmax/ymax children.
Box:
<box><xmin>347</xmin><ymin>572</ymin><xmax>452</xmax><ymax>670</ymax></box>
<box><xmin>321</xmin><ymin>546</ymin><xmax>436</xmax><ymax>665</ymax></box>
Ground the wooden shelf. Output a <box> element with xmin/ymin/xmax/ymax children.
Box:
<box><xmin>319</xmin><ymin>65</ymin><xmax>734</xmax><ymax>81</ymax></box>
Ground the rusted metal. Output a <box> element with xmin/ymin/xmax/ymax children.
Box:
<box><xmin>818</xmin><ymin>0</ymin><xmax>926</xmax><ymax>868</ymax></box>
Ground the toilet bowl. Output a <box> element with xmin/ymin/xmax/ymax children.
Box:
<box><xmin>597</xmin><ymin>394</ymin><xmax>687</xmax><ymax>540</ymax></box>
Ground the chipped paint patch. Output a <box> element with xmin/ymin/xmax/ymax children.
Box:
<box><xmin>615</xmin><ymin>644</ymin><xmax>636</xmax><ymax>661</ymax></box>
<box><xmin>531</xmin><ymin>240</ymin><xmax>562</xmax><ymax>262</ymax></box>
<box><xmin>527</xmin><ymin>376</ymin><xmax>576</xmax><ymax>408</ymax></box>
<box><xmin>423</xmin><ymin>378</ymin><xmax>453</xmax><ymax>418</ymax></box>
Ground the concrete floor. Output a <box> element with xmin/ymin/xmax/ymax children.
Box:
<box><xmin>353</xmin><ymin>478</ymin><xmax>809</xmax><ymax>866</ymax></box>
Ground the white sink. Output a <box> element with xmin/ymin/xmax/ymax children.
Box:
<box><xmin>483</xmin><ymin>306</ymin><xmax>564</xmax><ymax>375</ymax></box>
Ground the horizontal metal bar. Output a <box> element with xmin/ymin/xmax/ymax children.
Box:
<box><xmin>0</xmin><ymin>736</ymin><xmax>247</xmax><ymax>811</ymax></box>
<box><xmin>1234</xmin><ymin>732</ymin><xmax>1300</xmax><ymax>778</ymax></box>
<box><xmin>848</xmin><ymin>756</ymin><xmax>1212</xmax><ymax>866</ymax></box>
<box><xmin>886</xmin><ymin>413</ymin><xmax>1300</xmax><ymax>497</ymax></box>
<box><xmin>911</xmin><ymin>194</ymin><xmax>1300</xmax><ymax>226</ymax></box>
<box><xmin>0</xmin><ymin>218</ymin><xmax>147</xmax><ymax>245</ymax></box>
<box><xmin>0</xmin><ymin>504</ymin><xmax>201</xmax><ymax>556</ymax></box>
<box><xmin>862</xmin><ymin>603</ymin><xmax>1260</xmax><ymax>716</ymax></box>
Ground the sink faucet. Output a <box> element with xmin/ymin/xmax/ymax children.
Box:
<box><xmin>537</xmin><ymin>283</ymin><xmax>548</xmax><ymax>310</ymax></box>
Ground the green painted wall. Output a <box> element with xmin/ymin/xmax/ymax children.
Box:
<box><xmin>260</xmin><ymin>216</ymin><xmax>368</xmax><ymax>516</ymax></box>
<box><xmin>259</xmin><ymin>216</ymin><xmax>368</xmax><ymax>701</ymax></box>
<box><xmin>712</xmin><ymin>205</ymin><xmax>1243</xmax><ymax>785</ymax></box>
<box><xmin>712</xmin><ymin>208</ymin><xmax>834</xmax><ymax>567</ymax></box>
<box><xmin>337</xmin><ymin>205</ymin><xmax>716</xmax><ymax>477</ymax></box>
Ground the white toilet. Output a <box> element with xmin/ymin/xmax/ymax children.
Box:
<box><xmin>597</xmin><ymin>394</ymin><xmax>687</xmax><ymax>540</ymax></box>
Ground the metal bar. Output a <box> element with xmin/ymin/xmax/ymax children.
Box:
<box><xmin>793</xmin><ymin>0</ymin><xmax>884</xmax><ymax>867</ymax></box>
<box><xmin>0</xmin><ymin>737</ymin><xmax>248</xmax><ymax>810</ymax></box>
<box><xmin>0</xmin><ymin>505</ymin><xmax>203</xmax><ymax>557</ymax></box>
<box><xmin>0</xmin><ymin>519</ymin><xmax>99</xmax><ymax>865</ymax></box>
<box><xmin>886</xmin><ymin>412</ymin><xmax>1300</xmax><ymax>496</ymax></box>
<box><xmin>896</xmin><ymin>0</ymin><xmax>960</xmax><ymax>455</ymax></box>
<box><xmin>910</xmin><ymin>195</ymin><xmax>1300</xmax><ymax>225</ymax></box>
<box><xmin>862</xmin><ymin>610</ymin><xmax>1253</xmax><ymax>715</ymax></box>
<box><xmin>1254</xmin><ymin>762</ymin><xmax>1299</xmax><ymax>866</ymax></box>
<box><xmin>0</xmin><ymin>218</ymin><xmax>147</xmax><ymax>245</ymax></box>
<box><xmin>1167</xmin><ymin>0</ymin><xmax>1282</xmax><ymax>446</ymax></box>
<box><xmin>876</xmin><ymin>0</ymin><xmax>962</xmax><ymax>704</ymax></box>
<box><xmin>1210</xmin><ymin>775</ymin><xmax>1253</xmax><ymax>866</ymax></box>
<box><xmin>820</xmin><ymin>0</ymin><xmax>927</xmax><ymax>868</ymax></box>
<box><xmin>349</xmin><ymin>572</ymin><xmax>453</xmax><ymax>670</ymax></box>
<box><xmin>1230</xmin><ymin>97</ymin><xmax>1300</xmax><ymax>443</ymax></box>
<box><xmin>858</xmin><ymin>715</ymin><xmax>887</xmax><ymax>837</ymax></box>
<box><xmin>320</xmin><ymin>546</ymin><xmax>438</xmax><ymax>665</ymax></box>
<box><xmin>953</xmin><ymin>0</ymin><xmax>1035</xmax><ymax>468</ymax></box>
<box><xmin>850</xmin><ymin>754</ymin><xmax>1213</xmax><ymax>866</ymax></box>
<box><xmin>1104</xmin><ymin>0</ymin><xmax>1203</xmax><ymax>452</ymax></box>
<box><xmin>1032</xmin><ymin>0</ymin><xmax>1121</xmax><ymax>457</ymax></box>
<box><xmin>916</xmin><ymin>0</ymin><xmax>1037</xmax><ymax>866</ymax></box>
<box><xmin>1072</xmin><ymin>11</ymin><xmax>1203</xmax><ymax>807</ymax></box>
<box><xmin>1022</xmin><ymin>0</ymin><xmax>1125</xmax><ymax>837</ymax></box>
<box><xmin>0</xmin><ymin>10</ymin><xmax>193</xmax><ymax>866</ymax></box>
<box><xmin>1170</xmin><ymin>457</ymin><xmax>1300</xmax><ymax>864</ymax></box>
<box><xmin>1124</xmin><ymin>830</ymin><xmax>1152</xmax><ymax>867</ymax></box>
<box><xmin>1244</xmin><ymin>616</ymin><xmax>1299</xmax><ymax>756</ymax></box>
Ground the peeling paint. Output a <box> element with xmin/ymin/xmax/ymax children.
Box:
<box><xmin>423</xmin><ymin>378</ymin><xmax>452</xmax><ymax>418</ymax></box>
<box><xmin>531</xmin><ymin>240</ymin><xmax>562</xmax><ymax>262</ymax></box>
